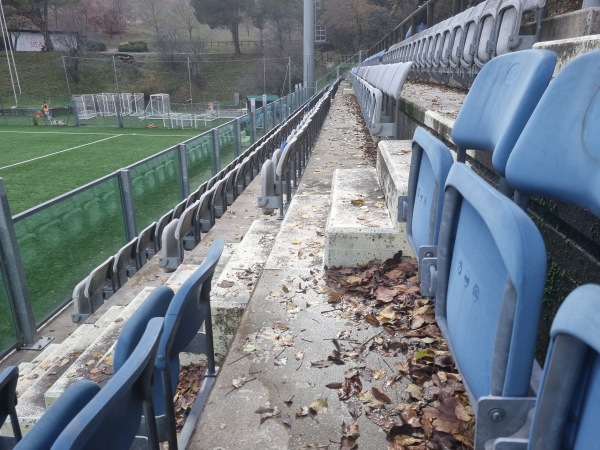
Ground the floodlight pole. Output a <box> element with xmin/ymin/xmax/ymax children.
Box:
<box><xmin>112</xmin><ymin>55</ymin><xmax>119</xmax><ymax>92</ymax></box>
<box><xmin>303</xmin><ymin>0</ymin><xmax>314</xmax><ymax>90</ymax></box>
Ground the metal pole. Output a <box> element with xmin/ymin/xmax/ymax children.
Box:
<box><xmin>118</xmin><ymin>170</ymin><xmax>138</xmax><ymax>241</ymax></box>
<box><xmin>0</xmin><ymin>179</ymin><xmax>43</xmax><ymax>348</ymax></box>
<box><xmin>212</xmin><ymin>128</ymin><xmax>221</xmax><ymax>174</ymax></box>
<box><xmin>178</xmin><ymin>143</ymin><xmax>190</xmax><ymax>198</ymax></box>
<box><xmin>62</xmin><ymin>56</ymin><xmax>72</xmax><ymax>99</ymax></box>
<box><xmin>303</xmin><ymin>0</ymin><xmax>314</xmax><ymax>89</ymax></box>
<box><xmin>0</xmin><ymin>0</ymin><xmax>20</xmax><ymax>93</ymax></box>
<box><xmin>187</xmin><ymin>57</ymin><xmax>193</xmax><ymax>109</ymax></box>
<box><xmin>112</xmin><ymin>55</ymin><xmax>119</xmax><ymax>92</ymax></box>
<box><xmin>0</xmin><ymin>5</ymin><xmax>17</xmax><ymax>105</ymax></box>
<box><xmin>288</xmin><ymin>56</ymin><xmax>292</xmax><ymax>96</ymax></box>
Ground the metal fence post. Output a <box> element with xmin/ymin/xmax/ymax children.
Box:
<box><xmin>235</xmin><ymin>118</ymin><xmax>242</xmax><ymax>156</ymax></box>
<box><xmin>178</xmin><ymin>143</ymin><xmax>190</xmax><ymax>198</ymax></box>
<box><xmin>118</xmin><ymin>170</ymin><xmax>138</xmax><ymax>241</ymax></box>
<box><xmin>0</xmin><ymin>179</ymin><xmax>48</xmax><ymax>349</ymax></box>
<box><xmin>250</xmin><ymin>111</ymin><xmax>257</xmax><ymax>144</ymax></box>
<box><xmin>212</xmin><ymin>128</ymin><xmax>221</xmax><ymax>173</ymax></box>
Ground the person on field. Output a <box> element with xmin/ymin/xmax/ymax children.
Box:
<box><xmin>42</xmin><ymin>102</ymin><xmax>51</xmax><ymax>118</ymax></box>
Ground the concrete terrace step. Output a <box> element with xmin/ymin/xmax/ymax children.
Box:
<box><xmin>16</xmin><ymin>306</ymin><xmax>125</xmax><ymax>397</ymax></box>
<box><xmin>376</xmin><ymin>140</ymin><xmax>413</xmax><ymax>237</ymax></box>
<box><xmin>209</xmin><ymin>218</ymin><xmax>280</xmax><ymax>356</ymax></box>
<box><xmin>10</xmin><ymin>288</ymin><xmax>153</xmax><ymax>431</ymax></box>
<box><xmin>324</xmin><ymin>167</ymin><xmax>411</xmax><ymax>268</ymax></box>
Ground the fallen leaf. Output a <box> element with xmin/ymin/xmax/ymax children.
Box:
<box><xmin>242</xmin><ymin>343</ymin><xmax>256</xmax><ymax>353</ymax></box>
<box><xmin>406</xmin><ymin>384</ymin><xmax>423</xmax><ymax>400</ymax></box>
<box><xmin>309</xmin><ymin>397</ymin><xmax>328</xmax><ymax>414</ymax></box>
<box><xmin>232</xmin><ymin>377</ymin><xmax>246</xmax><ymax>389</ymax></box>
<box><xmin>350</xmin><ymin>199</ymin><xmax>364</xmax><ymax>206</ymax></box>
<box><xmin>296</xmin><ymin>406</ymin><xmax>309</xmax><ymax>417</ymax></box>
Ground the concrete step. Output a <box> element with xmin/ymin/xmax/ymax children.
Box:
<box><xmin>209</xmin><ymin>219</ymin><xmax>280</xmax><ymax>356</ymax></box>
<box><xmin>16</xmin><ymin>306</ymin><xmax>125</xmax><ymax>397</ymax></box>
<box><xmin>324</xmin><ymin>167</ymin><xmax>411</xmax><ymax>268</ymax></box>
<box><xmin>11</xmin><ymin>288</ymin><xmax>153</xmax><ymax>432</ymax></box>
<box><xmin>376</xmin><ymin>140</ymin><xmax>412</xmax><ymax>232</ymax></box>
<box><xmin>534</xmin><ymin>35</ymin><xmax>600</xmax><ymax>76</ymax></box>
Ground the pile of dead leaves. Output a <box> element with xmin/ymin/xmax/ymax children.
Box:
<box><xmin>324</xmin><ymin>252</ymin><xmax>474</xmax><ymax>449</ymax></box>
<box><xmin>174</xmin><ymin>361</ymin><xmax>208</xmax><ymax>431</ymax></box>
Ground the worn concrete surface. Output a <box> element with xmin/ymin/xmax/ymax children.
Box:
<box><xmin>189</xmin><ymin>84</ymin><xmax>412</xmax><ymax>450</ymax></box>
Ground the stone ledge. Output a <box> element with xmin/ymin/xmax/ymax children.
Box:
<box><xmin>324</xmin><ymin>168</ymin><xmax>408</xmax><ymax>268</ymax></box>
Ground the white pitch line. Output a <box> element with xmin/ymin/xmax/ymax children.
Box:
<box><xmin>0</xmin><ymin>130</ymin><xmax>195</xmax><ymax>138</ymax></box>
<box><xmin>0</xmin><ymin>135</ymin><xmax>122</xmax><ymax>171</ymax></box>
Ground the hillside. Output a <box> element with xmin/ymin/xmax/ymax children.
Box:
<box><xmin>0</xmin><ymin>50</ymin><xmax>298</xmax><ymax>109</ymax></box>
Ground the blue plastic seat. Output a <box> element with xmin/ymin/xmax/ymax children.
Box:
<box><xmin>140</xmin><ymin>240</ymin><xmax>224</xmax><ymax>449</ymax></box>
<box><xmin>14</xmin><ymin>380</ymin><xmax>100</xmax><ymax>450</ymax></box>
<box><xmin>398</xmin><ymin>127</ymin><xmax>453</xmax><ymax>260</ymax></box>
<box><xmin>451</xmin><ymin>49</ymin><xmax>556</xmax><ymax>184</ymax></box>
<box><xmin>0</xmin><ymin>366</ymin><xmax>21</xmax><ymax>449</ymax></box>
<box><xmin>423</xmin><ymin>163</ymin><xmax>547</xmax><ymax>448</ymax></box>
<box><xmin>51</xmin><ymin>317</ymin><xmax>164</xmax><ymax>450</ymax></box>
<box><xmin>505</xmin><ymin>49</ymin><xmax>600</xmax><ymax>215</ymax></box>
<box><xmin>493</xmin><ymin>284</ymin><xmax>600</xmax><ymax>449</ymax></box>
<box><xmin>113</xmin><ymin>285</ymin><xmax>173</xmax><ymax>449</ymax></box>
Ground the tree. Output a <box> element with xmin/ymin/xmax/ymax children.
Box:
<box><xmin>139</xmin><ymin>0</ymin><xmax>164</xmax><ymax>43</ymax></box>
<box><xmin>321</xmin><ymin>0</ymin><xmax>391</xmax><ymax>54</ymax></box>
<box><xmin>172</xmin><ymin>0</ymin><xmax>200</xmax><ymax>45</ymax></box>
<box><xmin>191</xmin><ymin>0</ymin><xmax>247</xmax><ymax>55</ymax></box>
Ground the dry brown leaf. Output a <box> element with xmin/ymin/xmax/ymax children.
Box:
<box><xmin>309</xmin><ymin>397</ymin><xmax>328</xmax><ymax>414</ymax></box>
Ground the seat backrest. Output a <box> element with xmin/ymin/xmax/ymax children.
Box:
<box><xmin>85</xmin><ymin>255</ymin><xmax>115</xmax><ymax>307</ymax></box>
<box><xmin>174</xmin><ymin>201</ymin><xmax>199</xmax><ymax>241</ymax></box>
<box><xmin>435</xmin><ymin>163</ymin><xmax>546</xmax><ymax>406</ymax></box>
<box><xmin>505</xmin><ymin>50</ymin><xmax>600</xmax><ymax>216</ymax></box>
<box><xmin>151</xmin><ymin>241</ymin><xmax>223</xmax><ymax>448</ymax></box>
<box><xmin>14</xmin><ymin>380</ymin><xmax>100</xmax><ymax>450</ymax></box>
<box><xmin>113</xmin><ymin>285</ymin><xmax>173</xmax><ymax>372</ymax></box>
<box><xmin>0</xmin><ymin>366</ymin><xmax>21</xmax><ymax>444</ymax></box>
<box><xmin>113</xmin><ymin>238</ymin><xmax>139</xmax><ymax>289</ymax></box>
<box><xmin>523</xmin><ymin>284</ymin><xmax>600</xmax><ymax>450</ymax></box>
<box><xmin>451</xmin><ymin>49</ymin><xmax>556</xmax><ymax>176</ymax></box>
<box><xmin>136</xmin><ymin>220</ymin><xmax>157</xmax><ymax>266</ymax></box>
<box><xmin>51</xmin><ymin>317</ymin><xmax>164</xmax><ymax>450</ymax></box>
<box><xmin>404</xmin><ymin>127</ymin><xmax>454</xmax><ymax>257</ymax></box>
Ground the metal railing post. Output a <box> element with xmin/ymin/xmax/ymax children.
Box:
<box><xmin>235</xmin><ymin>118</ymin><xmax>242</xmax><ymax>156</ymax></box>
<box><xmin>118</xmin><ymin>169</ymin><xmax>138</xmax><ymax>241</ymax></box>
<box><xmin>178</xmin><ymin>143</ymin><xmax>190</xmax><ymax>198</ymax></box>
<box><xmin>0</xmin><ymin>179</ymin><xmax>48</xmax><ymax>349</ymax></box>
<box><xmin>212</xmin><ymin>128</ymin><xmax>221</xmax><ymax>173</ymax></box>
<box><xmin>250</xmin><ymin>111</ymin><xmax>257</xmax><ymax>143</ymax></box>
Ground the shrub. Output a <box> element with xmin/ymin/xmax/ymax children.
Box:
<box><xmin>81</xmin><ymin>37</ymin><xmax>107</xmax><ymax>52</ymax></box>
<box><xmin>118</xmin><ymin>41</ymin><xmax>148</xmax><ymax>52</ymax></box>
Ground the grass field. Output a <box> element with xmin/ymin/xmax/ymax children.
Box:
<box><xmin>0</xmin><ymin>125</ymin><xmax>210</xmax><ymax>214</ymax></box>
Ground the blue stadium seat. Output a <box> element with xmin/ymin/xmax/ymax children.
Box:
<box><xmin>51</xmin><ymin>317</ymin><xmax>164</xmax><ymax>450</ymax></box>
<box><xmin>493</xmin><ymin>284</ymin><xmax>600</xmax><ymax>449</ymax></box>
<box><xmin>422</xmin><ymin>163</ymin><xmax>546</xmax><ymax>448</ymax></box>
<box><xmin>505</xmin><ymin>49</ymin><xmax>600</xmax><ymax>214</ymax></box>
<box><xmin>143</xmin><ymin>240</ymin><xmax>223</xmax><ymax>449</ymax></box>
<box><xmin>14</xmin><ymin>380</ymin><xmax>100</xmax><ymax>450</ymax></box>
<box><xmin>452</xmin><ymin>49</ymin><xmax>555</xmax><ymax>189</ymax></box>
<box><xmin>398</xmin><ymin>127</ymin><xmax>453</xmax><ymax>260</ymax></box>
<box><xmin>0</xmin><ymin>366</ymin><xmax>22</xmax><ymax>449</ymax></box>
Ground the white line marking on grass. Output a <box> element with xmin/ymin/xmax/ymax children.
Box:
<box><xmin>0</xmin><ymin>130</ymin><xmax>193</xmax><ymax>138</ymax></box>
<box><xmin>0</xmin><ymin>135</ymin><xmax>122</xmax><ymax>170</ymax></box>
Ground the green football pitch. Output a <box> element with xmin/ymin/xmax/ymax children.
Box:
<box><xmin>0</xmin><ymin>126</ymin><xmax>208</xmax><ymax>214</ymax></box>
